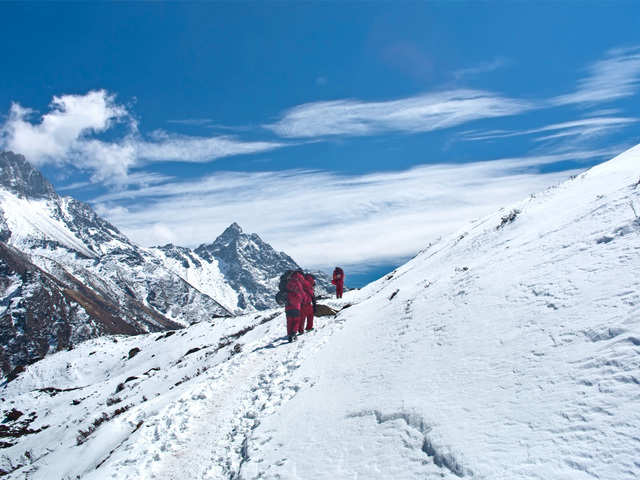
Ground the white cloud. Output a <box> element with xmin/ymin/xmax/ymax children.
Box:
<box><xmin>0</xmin><ymin>91</ymin><xmax>285</xmax><ymax>184</ymax></box>
<box><xmin>0</xmin><ymin>90</ymin><xmax>130</xmax><ymax>166</ymax></box>
<box><xmin>93</xmin><ymin>149</ymin><xmax>611</xmax><ymax>268</ymax></box>
<box><xmin>553</xmin><ymin>46</ymin><xmax>640</xmax><ymax>106</ymax></box>
<box><xmin>265</xmin><ymin>89</ymin><xmax>532</xmax><ymax>138</ymax></box>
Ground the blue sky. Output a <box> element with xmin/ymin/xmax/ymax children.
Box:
<box><xmin>1</xmin><ymin>2</ymin><xmax>639</xmax><ymax>285</ymax></box>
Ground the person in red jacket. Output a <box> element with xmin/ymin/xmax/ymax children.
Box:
<box><xmin>285</xmin><ymin>271</ymin><xmax>305</xmax><ymax>342</ymax></box>
<box><xmin>332</xmin><ymin>267</ymin><xmax>345</xmax><ymax>299</ymax></box>
<box><xmin>299</xmin><ymin>273</ymin><xmax>316</xmax><ymax>333</ymax></box>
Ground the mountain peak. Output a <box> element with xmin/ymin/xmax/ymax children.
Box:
<box><xmin>207</xmin><ymin>222</ymin><xmax>246</xmax><ymax>249</ymax></box>
<box><xmin>0</xmin><ymin>151</ymin><xmax>57</xmax><ymax>199</ymax></box>
<box><xmin>224</xmin><ymin>222</ymin><xmax>243</xmax><ymax>235</ymax></box>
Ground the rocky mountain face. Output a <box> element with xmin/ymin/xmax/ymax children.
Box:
<box><xmin>0</xmin><ymin>151</ymin><xmax>230</xmax><ymax>374</ymax></box>
<box><xmin>152</xmin><ymin>223</ymin><xmax>333</xmax><ymax>313</ymax></box>
<box><xmin>0</xmin><ymin>151</ymin><xmax>332</xmax><ymax>374</ymax></box>
<box><xmin>0</xmin><ymin>242</ymin><xmax>181</xmax><ymax>377</ymax></box>
<box><xmin>197</xmin><ymin>223</ymin><xmax>302</xmax><ymax>310</ymax></box>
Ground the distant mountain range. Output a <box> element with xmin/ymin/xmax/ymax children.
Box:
<box><xmin>152</xmin><ymin>223</ymin><xmax>331</xmax><ymax>312</ymax></box>
<box><xmin>0</xmin><ymin>151</ymin><xmax>330</xmax><ymax>375</ymax></box>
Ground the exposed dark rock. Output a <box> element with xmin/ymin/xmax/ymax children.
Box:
<box><xmin>496</xmin><ymin>209</ymin><xmax>521</xmax><ymax>230</ymax></box>
<box><xmin>0</xmin><ymin>152</ymin><xmax>56</xmax><ymax>199</ymax></box>
<box><xmin>3</xmin><ymin>409</ymin><xmax>23</xmax><ymax>422</ymax></box>
<box><xmin>37</xmin><ymin>386</ymin><xmax>82</xmax><ymax>397</ymax></box>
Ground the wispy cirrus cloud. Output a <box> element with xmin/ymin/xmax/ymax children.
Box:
<box><xmin>267</xmin><ymin>47</ymin><xmax>640</xmax><ymax>141</ymax></box>
<box><xmin>453</xmin><ymin>57</ymin><xmax>509</xmax><ymax>80</ymax></box>
<box><xmin>553</xmin><ymin>46</ymin><xmax>640</xmax><ymax>106</ymax></box>
<box><xmin>93</xmin><ymin>148</ymin><xmax>614</xmax><ymax>267</ymax></box>
<box><xmin>59</xmin><ymin>171</ymin><xmax>174</xmax><ymax>192</ymax></box>
<box><xmin>136</xmin><ymin>130</ymin><xmax>284</xmax><ymax>163</ymax></box>
<box><xmin>265</xmin><ymin>89</ymin><xmax>532</xmax><ymax>138</ymax></box>
<box><xmin>166</xmin><ymin>118</ymin><xmax>214</xmax><ymax>126</ymax></box>
<box><xmin>462</xmin><ymin>116</ymin><xmax>637</xmax><ymax>142</ymax></box>
<box><xmin>0</xmin><ymin>90</ymin><xmax>285</xmax><ymax>184</ymax></box>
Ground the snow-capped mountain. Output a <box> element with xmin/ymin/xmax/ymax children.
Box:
<box><xmin>0</xmin><ymin>151</ymin><xmax>231</xmax><ymax>373</ymax></box>
<box><xmin>2</xmin><ymin>145</ymin><xmax>637</xmax><ymax>479</ymax></box>
<box><xmin>150</xmin><ymin>223</ymin><xmax>332</xmax><ymax>313</ymax></box>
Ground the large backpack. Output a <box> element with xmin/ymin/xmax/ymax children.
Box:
<box><xmin>275</xmin><ymin>270</ymin><xmax>295</xmax><ymax>305</ymax></box>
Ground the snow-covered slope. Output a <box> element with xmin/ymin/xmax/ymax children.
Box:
<box><xmin>240</xmin><ymin>145</ymin><xmax>640</xmax><ymax>479</ymax></box>
<box><xmin>148</xmin><ymin>243</ymin><xmax>241</xmax><ymax>314</ymax></box>
<box><xmin>1</xmin><ymin>145</ymin><xmax>638</xmax><ymax>479</ymax></box>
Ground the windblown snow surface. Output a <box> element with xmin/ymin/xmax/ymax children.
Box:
<box><xmin>1</xmin><ymin>145</ymin><xmax>639</xmax><ymax>479</ymax></box>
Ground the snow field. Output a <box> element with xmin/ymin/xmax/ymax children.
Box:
<box><xmin>0</xmin><ymin>296</ymin><xmax>353</xmax><ymax>479</ymax></box>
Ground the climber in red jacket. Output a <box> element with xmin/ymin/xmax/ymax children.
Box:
<box><xmin>300</xmin><ymin>273</ymin><xmax>316</xmax><ymax>333</ymax></box>
<box><xmin>285</xmin><ymin>271</ymin><xmax>305</xmax><ymax>342</ymax></box>
<box><xmin>332</xmin><ymin>266</ymin><xmax>344</xmax><ymax>299</ymax></box>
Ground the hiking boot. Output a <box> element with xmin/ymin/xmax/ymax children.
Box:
<box><xmin>288</xmin><ymin>334</ymin><xmax>294</xmax><ymax>343</ymax></box>
<box><xmin>306</xmin><ymin>328</ymin><xmax>314</xmax><ymax>332</ymax></box>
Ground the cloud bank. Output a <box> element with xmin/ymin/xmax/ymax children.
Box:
<box><xmin>94</xmin><ymin>149</ymin><xmax>612</xmax><ymax>268</ymax></box>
